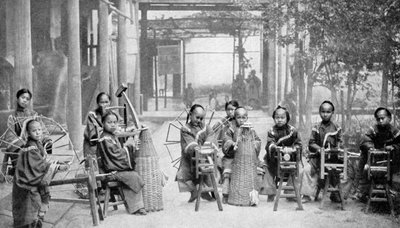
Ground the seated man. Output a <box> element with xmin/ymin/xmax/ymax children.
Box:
<box><xmin>358</xmin><ymin>107</ymin><xmax>400</xmax><ymax>201</ymax></box>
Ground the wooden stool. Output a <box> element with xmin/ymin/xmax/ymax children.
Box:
<box><xmin>103</xmin><ymin>180</ymin><xmax>128</xmax><ymax>217</ymax></box>
<box><xmin>365</xmin><ymin>149</ymin><xmax>395</xmax><ymax>216</ymax></box>
<box><xmin>318</xmin><ymin>148</ymin><xmax>347</xmax><ymax>210</ymax></box>
<box><xmin>274</xmin><ymin>147</ymin><xmax>303</xmax><ymax>211</ymax></box>
<box><xmin>193</xmin><ymin>144</ymin><xmax>223</xmax><ymax>212</ymax></box>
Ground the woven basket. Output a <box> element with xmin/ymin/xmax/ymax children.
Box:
<box><xmin>136</xmin><ymin>129</ymin><xmax>163</xmax><ymax>212</ymax></box>
<box><xmin>228</xmin><ymin>129</ymin><xmax>258</xmax><ymax>206</ymax></box>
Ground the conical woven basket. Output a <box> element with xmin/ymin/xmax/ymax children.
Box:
<box><xmin>136</xmin><ymin>128</ymin><xmax>163</xmax><ymax>212</ymax></box>
<box><xmin>228</xmin><ymin>129</ymin><xmax>258</xmax><ymax>206</ymax></box>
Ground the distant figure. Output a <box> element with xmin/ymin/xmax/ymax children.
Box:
<box><xmin>280</xmin><ymin>92</ymin><xmax>297</xmax><ymax>126</ymax></box>
<box><xmin>245</xmin><ymin>70</ymin><xmax>261</xmax><ymax>109</ymax></box>
<box><xmin>183</xmin><ymin>83</ymin><xmax>195</xmax><ymax>109</ymax></box>
<box><xmin>209</xmin><ymin>89</ymin><xmax>218</xmax><ymax>111</ymax></box>
<box><xmin>232</xmin><ymin>74</ymin><xmax>246</xmax><ymax>106</ymax></box>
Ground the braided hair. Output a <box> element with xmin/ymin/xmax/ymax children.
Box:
<box><xmin>186</xmin><ymin>104</ymin><xmax>205</xmax><ymax>124</ymax></box>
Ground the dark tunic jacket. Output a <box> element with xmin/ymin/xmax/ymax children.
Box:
<box><xmin>359</xmin><ymin>124</ymin><xmax>400</xmax><ymax>173</ymax></box>
<box><xmin>12</xmin><ymin>139</ymin><xmax>53</xmax><ymax>227</ymax></box>
<box><xmin>308</xmin><ymin>121</ymin><xmax>342</xmax><ymax>153</ymax></box>
<box><xmin>176</xmin><ymin>122</ymin><xmax>214</xmax><ymax>183</ymax></box>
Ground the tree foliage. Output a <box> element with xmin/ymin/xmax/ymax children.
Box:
<box><xmin>238</xmin><ymin>0</ymin><xmax>400</xmax><ymax>127</ymax></box>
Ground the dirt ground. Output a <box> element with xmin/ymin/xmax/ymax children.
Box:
<box><xmin>1</xmin><ymin>112</ymin><xmax>399</xmax><ymax>228</ymax></box>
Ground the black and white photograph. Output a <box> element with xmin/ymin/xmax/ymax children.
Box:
<box><xmin>0</xmin><ymin>0</ymin><xmax>400</xmax><ymax>227</ymax></box>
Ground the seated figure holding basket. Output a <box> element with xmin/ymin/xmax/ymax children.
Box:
<box><xmin>223</xmin><ymin>107</ymin><xmax>261</xmax><ymax>206</ymax></box>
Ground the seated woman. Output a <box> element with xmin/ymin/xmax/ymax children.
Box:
<box><xmin>3</xmin><ymin>88</ymin><xmax>52</xmax><ymax>177</ymax></box>
<box><xmin>83</xmin><ymin>92</ymin><xmax>111</xmax><ymax>166</ymax></box>
<box><xmin>97</xmin><ymin>111</ymin><xmax>147</xmax><ymax>215</ymax></box>
<box><xmin>13</xmin><ymin>119</ymin><xmax>68</xmax><ymax>228</ymax></box>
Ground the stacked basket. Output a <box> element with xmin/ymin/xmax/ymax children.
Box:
<box><xmin>136</xmin><ymin>128</ymin><xmax>164</xmax><ymax>212</ymax></box>
<box><xmin>228</xmin><ymin>129</ymin><xmax>258</xmax><ymax>206</ymax></box>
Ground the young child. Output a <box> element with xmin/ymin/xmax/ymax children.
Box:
<box><xmin>97</xmin><ymin>111</ymin><xmax>147</xmax><ymax>215</ymax></box>
<box><xmin>212</xmin><ymin>100</ymin><xmax>239</xmax><ymax>201</ymax></box>
<box><xmin>308</xmin><ymin>100</ymin><xmax>342</xmax><ymax>202</ymax></box>
<box><xmin>223</xmin><ymin>107</ymin><xmax>261</xmax><ymax>206</ymax></box>
<box><xmin>212</xmin><ymin>100</ymin><xmax>239</xmax><ymax>143</ymax></box>
<box><xmin>12</xmin><ymin>119</ymin><xmax>68</xmax><ymax>228</ymax></box>
<box><xmin>262</xmin><ymin>106</ymin><xmax>302</xmax><ymax>202</ymax></box>
<box><xmin>358</xmin><ymin>107</ymin><xmax>400</xmax><ymax>200</ymax></box>
<box><xmin>176</xmin><ymin>104</ymin><xmax>216</xmax><ymax>203</ymax></box>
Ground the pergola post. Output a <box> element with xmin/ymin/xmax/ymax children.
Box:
<box><xmin>132</xmin><ymin>0</ymin><xmax>141</xmax><ymax>113</ymax></box>
<box><xmin>5</xmin><ymin>0</ymin><xmax>14</xmax><ymax>58</ymax></box>
<box><xmin>267</xmin><ymin>39</ymin><xmax>276</xmax><ymax>110</ymax></box>
<box><xmin>99</xmin><ymin>0</ymin><xmax>110</xmax><ymax>93</ymax></box>
<box><xmin>67</xmin><ymin>0</ymin><xmax>83</xmax><ymax>150</ymax></box>
<box><xmin>14</xmin><ymin>0</ymin><xmax>32</xmax><ymax>93</ymax></box>
<box><xmin>118</xmin><ymin>0</ymin><xmax>127</xmax><ymax>88</ymax></box>
<box><xmin>140</xmin><ymin>5</ymin><xmax>149</xmax><ymax>111</ymax></box>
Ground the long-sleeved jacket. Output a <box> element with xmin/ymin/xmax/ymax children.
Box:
<box><xmin>223</xmin><ymin>123</ymin><xmax>261</xmax><ymax>158</ymax></box>
<box><xmin>359</xmin><ymin>124</ymin><xmax>400</xmax><ymax>174</ymax></box>
<box><xmin>15</xmin><ymin>138</ymin><xmax>57</xmax><ymax>190</ymax></box>
<box><xmin>360</xmin><ymin>124</ymin><xmax>400</xmax><ymax>152</ymax></box>
<box><xmin>176</xmin><ymin>122</ymin><xmax>214</xmax><ymax>182</ymax></box>
<box><xmin>265</xmin><ymin>124</ymin><xmax>302</xmax><ymax>159</ymax></box>
<box><xmin>308</xmin><ymin>121</ymin><xmax>342</xmax><ymax>153</ymax></box>
<box><xmin>98</xmin><ymin>131</ymin><xmax>136</xmax><ymax>173</ymax></box>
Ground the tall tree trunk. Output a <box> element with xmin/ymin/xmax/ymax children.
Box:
<box><xmin>297</xmin><ymin>41</ymin><xmax>305</xmax><ymax>130</ymax></box>
<box><xmin>381</xmin><ymin>38</ymin><xmax>391</xmax><ymax>107</ymax></box>
<box><xmin>305</xmin><ymin>74</ymin><xmax>313</xmax><ymax>128</ymax></box>
<box><xmin>267</xmin><ymin>39</ymin><xmax>276</xmax><ymax>111</ymax></box>
<box><xmin>381</xmin><ymin>62</ymin><xmax>389</xmax><ymax>107</ymax></box>
<box><xmin>346</xmin><ymin>75</ymin><xmax>353</xmax><ymax>130</ymax></box>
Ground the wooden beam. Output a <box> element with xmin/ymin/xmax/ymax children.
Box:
<box><xmin>118</xmin><ymin>0</ymin><xmax>128</xmax><ymax>87</ymax></box>
<box><xmin>132</xmin><ymin>0</ymin><xmax>141</xmax><ymax>113</ymax></box>
<box><xmin>5</xmin><ymin>0</ymin><xmax>14</xmax><ymax>57</ymax></box>
<box><xmin>67</xmin><ymin>0</ymin><xmax>83</xmax><ymax>150</ymax></box>
<box><xmin>141</xmin><ymin>4</ymin><xmax>243</xmax><ymax>11</ymax></box>
<box><xmin>99</xmin><ymin>0</ymin><xmax>110</xmax><ymax>93</ymax></box>
<box><xmin>14</xmin><ymin>0</ymin><xmax>32</xmax><ymax>93</ymax></box>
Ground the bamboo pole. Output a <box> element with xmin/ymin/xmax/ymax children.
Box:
<box><xmin>87</xmin><ymin>155</ymin><xmax>100</xmax><ymax>226</ymax></box>
<box><xmin>99</xmin><ymin>0</ymin><xmax>110</xmax><ymax>93</ymax></box>
<box><xmin>67</xmin><ymin>0</ymin><xmax>83</xmax><ymax>150</ymax></box>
